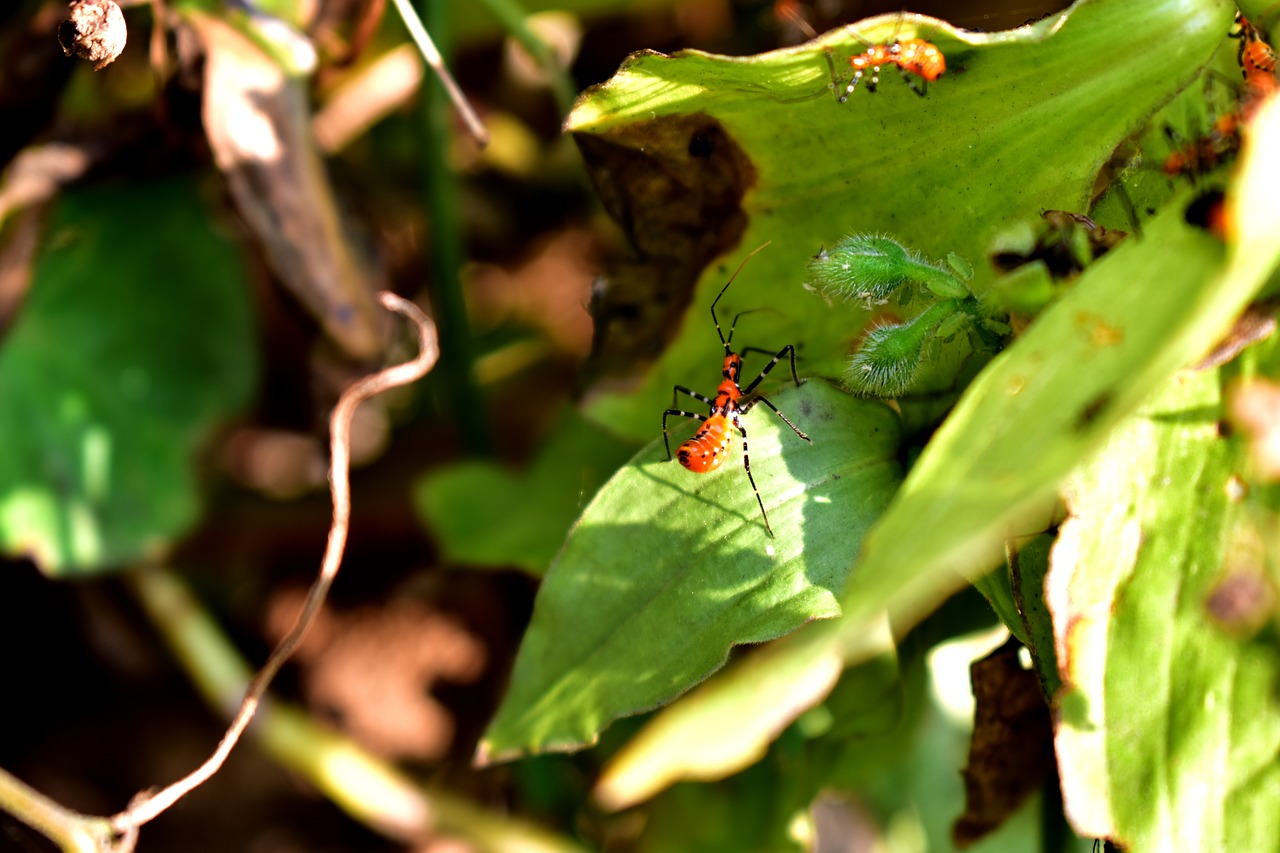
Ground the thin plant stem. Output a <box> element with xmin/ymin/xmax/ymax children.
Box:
<box><xmin>419</xmin><ymin>0</ymin><xmax>493</xmax><ymax>453</ymax></box>
<box><xmin>110</xmin><ymin>292</ymin><xmax>439</xmax><ymax>834</ymax></box>
<box><xmin>0</xmin><ymin>768</ymin><xmax>121</xmax><ymax>853</ymax></box>
<box><xmin>389</xmin><ymin>0</ymin><xmax>489</xmax><ymax>146</ymax></box>
<box><xmin>123</xmin><ymin>567</ymin><xmax>589</xmax><ymax>852</ymax></box>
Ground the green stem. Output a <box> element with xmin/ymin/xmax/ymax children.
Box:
<box><xmin>971</xmin><ymin>561</ymin><xmax>1030</xmax><ymax>648</ymax></box>
<box><xmin>125</xmin><ymin>566</ymin><xmax>586</xmax><ymax>853</ymax></box>
<box><xmin>0</xmin><ymin>767</ymin><xmax>116</xmax><ymax>853</ymax></box>
<box><xmin>475</xmin><ymin>0</ymin><xmax>577</xmax><ymax>115</ymax></box>
<box><xmin>418</xmin><ymin>0</ymin><xmax>492</xmax><ymax>453</ymax></box>
<box><xmin>903</xmin><ymin>258</ymin><xmax>970</xmax><ymax>300</ymax></box>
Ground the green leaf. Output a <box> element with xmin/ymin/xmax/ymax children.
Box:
<box><xmin>0</xmin><ymin>179</ymin><xmax>256</xmax><ymax>574</ymax></box>
<box><xmin>414</xmin><ymin>408</ymin><xmax>637</xmax><ymax>574</ymax></box>
<box><xmin>970</xmin><ymin>562</ymin><xmax>1028</xmax><ymax>648</ymax></box>
<box><xmin>1008</xmin><ymin>532</ymin><xmax>1062</xmax><ymax>698</ymax></box>
<box><xmin>1050</xmin><ymin>369</ymin><xmax>1280</xmax><ymax>850</ymax></box>
<box><xmin>479</xmin><ymin>0</ymin><xmax>1251</xmax><ymax>780</ymax></box>
<box><xmin>841</xmin><ymin>183</ymin><xmax>1249</xmax><ymax>636</ymax></box>
<box><xmin>571</xmin><ymin>0</ymin><xmax>1235</xmax><ymax>440</ymax></box>
<box><xmin>566</xmin><ymin>109</ymin><xmax>1280</xmax><ymax>797</ymax></box>
<box><xmin>477</xmin><ymin>380</ymin><xmax>902</xmax><ymax>762</ymax></box>
<box><xmin>594</xmin><ymin>615</ymin><xmax>895</xmax><ymax>811</ymax></box>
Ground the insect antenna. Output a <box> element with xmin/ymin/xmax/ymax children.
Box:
<box><xmin>710</xmin><ymin>241</ymin><xmax>772</xmax><ymax>352</ymax></box>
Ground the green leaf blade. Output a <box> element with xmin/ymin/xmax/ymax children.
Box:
<box><xmin>1051</xmin><ymin>371</ymin><xmax>1280</xmax><ymax>851</ymax></box>
<box><xmin>478</xmin><ymin>381</ymin><xmax>902</xmax><ymax>762</ymax></box>
<box><xmin>571</xmin><ymin>0</ymin><xmax>1235</xmax><ymax>441</ymax></box>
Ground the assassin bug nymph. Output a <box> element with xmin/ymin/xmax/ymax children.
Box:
<box><xmin>662</xmin><ymin>244</ymin><xmax>812</xmax><ymax>538</ymax></box>
<box><xmin>825</xmin><ymin>26</ymin><xmax>946</xmax><ymax>102</ymax></box>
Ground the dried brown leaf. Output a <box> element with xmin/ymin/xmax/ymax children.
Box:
<box><xmin>193</xmin><ymin>12</ymin><xmax>384</xmax><ymax>360</ymax></box>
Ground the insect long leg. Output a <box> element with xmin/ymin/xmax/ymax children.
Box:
<box><xmin>725</xmin><ymin>309</ymin><xmax>773</xmax><ymax>348</ymax></box>
<box><xmin>861</xmin><ymin>63</ymin><xmax>880</xmax><ymax>96</ymax></box>
<box><xmin>739</xmin><ymin>344</ymin><xmax>803</xmax><ymax>394</ymax></box>
<box><xmin>735</xmin><ymin>419</ymin><xmax>774</xmax><ymax>538</ymax></box>
<box><xmin>836</xmin><ymin>66</ymin><xmax>871</xmax><ymax>102</ymax></box>
<box><xmin>897</xmin><ymin>63</ymin><xmax>928</xmax><ymax>96</ymax></box>
<box><xmin>663</xmin><ymin>409</ymin><xmax>707</xmax><ymax>461</ymax></box>
<box><xmin>673</xmin><ymin>385</ymin><xmax>715</xmax><ymax>408</ymax></box>
<box><xmin>824</xmin><ymin>51</ymin><xmax>853</xmax><ymax>103</ymax></box>
<box><xmin>740</xmin><ymin>395</ymin><xmax>811</xmax><ymax>444</ymax></box>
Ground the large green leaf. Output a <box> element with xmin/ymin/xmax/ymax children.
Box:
<box><xmin>0</xmin><ymin>179</ymin><xmax>257</xmax><ymax>574</ymax></box>
<box><xmin>479</xmin><ymin>0</ymin><xmax>1249</xmax><ymax>769</ymax></box>
<box><xmin>581</xmin><ymin>82</ymin><xmax>1280</xmax><ymax>796</ymax></box>
<box><xmin>1050</xmin><ymin>368</ymin><xmax>1280</xmax><ymax>850</ymax></box>
<box><xmin>594</xmin><ymin>615</ymin><xmax>896</xmax><ymax>812</ymax></box>
<box><xmin>477</xmin><ymin>380</ymin><xmax>902</xmax><ymax>761</ymax></box>
<box><xmin>571</xmin><ymin>0</ymin><xmax>1235</xmax><ymax>441</ymax></box>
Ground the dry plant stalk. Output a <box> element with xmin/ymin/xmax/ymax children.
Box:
<box><xmin>109</xmin><ymin>291</ymin><xmax>439</xmax><ymax>840</ymax></box>
<box><xmin>387</xmin><ymin>0</ymin><xmax>489</xmax><ymax>147</ymax></box>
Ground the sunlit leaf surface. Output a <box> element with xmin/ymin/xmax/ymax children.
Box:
<box><xmin>479</xmin><ymin>381</ymin><xmax>901</xmax><ymax>760</ymax></box>
<box><xmin>1051</xmin><ymin>370</ymin><xmax>1280</xmax><ymax>850</ymax></box>
<box><xmin>572</xmin><ymin>0</ymin><xmax>1234</xmax><ymax>440</ymax></box>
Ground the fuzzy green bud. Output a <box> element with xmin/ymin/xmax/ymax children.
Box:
<box><xmin>810</xmin><ymin>234</ymin><xmax>970</xmax><ymax>305</ymax></box>
<box><xmin>809</xmin><ymin>234</ymin><xmax>914</xmax><ymax>305</ymax></box>
<box><xmin>845</xmin><ymin>300</ymin><xmax>960</xmax><ymax>397</ymax></box>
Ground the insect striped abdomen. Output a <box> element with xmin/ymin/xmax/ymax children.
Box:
<box><xmin>899</xmin><ymin>39</ymin><xmax>945</xmax><ymax>81</ymax></box>
<box><xmin>677</xmin><ymin>415</ymin><xmax>732</xmax><ymax>473</ymax></box>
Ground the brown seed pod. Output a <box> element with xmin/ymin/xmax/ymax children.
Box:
<box><xmin>58</xmin><ymin>0</ymin><xmax>127</xmax><ymax>71</ymax></box>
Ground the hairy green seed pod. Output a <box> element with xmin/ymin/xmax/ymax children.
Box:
<box><xmin>844</xmin><ymin>300</ymin><xmax>961</xmax><ymax>397</ymax></box>
<box><xmin>809</xmin><ymin>234</ymin><xmax>913</xmax><ymax>305</ymax></box>
<box><xmin>810</xmin><ymin>234</ymin><xmax>970</xmax><ymax>305</ymax></box>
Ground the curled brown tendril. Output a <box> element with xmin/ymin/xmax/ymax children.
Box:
<box><xmin>110</xmin><ymin>292</ymin><xmax>439</xmax><ymax>840</ymax></box>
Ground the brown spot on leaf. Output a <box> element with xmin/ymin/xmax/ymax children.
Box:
<box><xmin>1206</xmin><ymin>570</ymin><xmax>1276</xmax><ymax>638</ymax></box>
<box><xmin>1075</xmin><ymin>311</ymin><xmax>1122</xmax><ymax>348</ymax></box>
<box><xmin>1206</xmin><ymin>519</ymin><xmax>1276</xmax><ymax>638</ymax></box>
<box><xmin>953</xmin><ymin>639</ymin><xmax>1055</xmax><ymax>848</ymax></box>
<box><xmin>1075</xmin><ymin>390</ymin><xmax>1113</xmax><ymax>431</ymax></box>
<box><xmin>574</xmin><ymin>112</ymin><xmax>756</xmax><ymax>381</ymax></box>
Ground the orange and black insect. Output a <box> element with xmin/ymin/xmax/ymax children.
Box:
<box><xmin>1232</xmin><ymin>14</ymin><xmax>1278</xmax><ymax>119</ymax></box>
<box><xmin>662</xmin><ymin>244</ymin><xmax>812</xmax><ymax>538</ymax></box>
<box><xmin>1160</xmin><ymin>113</ymin><xmax>1240</xmax><ymax>180</ymax></box>
<box><xmin>827</xmin><ymin>33</ymin><xmax>946</xmax><ymax>101</ymax></box>
<box><xmin>1154</xmin><ymin>70</ymin><xmax>1244</xmax><ymax>182</ymax></box>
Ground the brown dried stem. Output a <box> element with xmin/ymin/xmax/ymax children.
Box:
<box><xmin>387</xmin><ymin>0</ymin><xmax>489</xmax><ymax>147</ymax></box>
<box><xmin>110</xmin><ymin>291</ymin><xmax>439</xmax><ymax>837</ymax></box>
